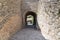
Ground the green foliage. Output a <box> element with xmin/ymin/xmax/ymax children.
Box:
<box><xmin>27</xmin><ymin>15</ymin><xmax>34</xmax><ymax>25</ymax></box>
<box><xmin>58</xmin><ymin>9</ymin><xmax>60</xmax><ymax>17</ymax></box>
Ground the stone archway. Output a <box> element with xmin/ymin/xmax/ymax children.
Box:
<box><xmin>24</xmin><ymin>11</ymin><xmax>37</xmax><ymax>29</ymax></box>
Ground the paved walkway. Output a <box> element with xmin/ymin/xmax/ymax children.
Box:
<box><xmin>10</xmin><ymin>28</ymin><xmax>46</xmax><ymax>40</ymax></box>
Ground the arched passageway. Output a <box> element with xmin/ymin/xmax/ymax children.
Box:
<box><xmin>25</xmin><ymin>11</ymin><xmax>37</xmax><ymax>29</ymax></box>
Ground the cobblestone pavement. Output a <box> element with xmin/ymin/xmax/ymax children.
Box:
<box><xmin>10</xmin><ymin>28</ymin><xmax>46</xmax><ymax>40</ymax></box>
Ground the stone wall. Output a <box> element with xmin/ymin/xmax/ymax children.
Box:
<box><xmin>37</xmin><ymin>0</ymin><xmax>60</xmax><ymax>40</ymax></box>
<box><xmin>0</xmin><ymin>0</ymin><xmax>22</xmax><ymax>40</ymax></box>
<box><xmin>21</xmin><ymin>0</ymin><xmax>39</xmax><ymax>28</ymax></box>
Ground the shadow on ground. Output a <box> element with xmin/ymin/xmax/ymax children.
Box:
<box><xmin>9</xmin><ymin>28</ymin><xmax>46</xmax><ymax>40</ymax></box>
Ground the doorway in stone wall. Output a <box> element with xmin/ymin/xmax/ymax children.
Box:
<box><xmin>25</xmin><ymin>11</ymin><xmax>37</xmax><ymax>29</ymax></box>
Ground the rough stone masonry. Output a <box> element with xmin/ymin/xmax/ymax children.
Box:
<box><xmin>0</xmin><ymin>0</ymin><xmax>60</xmax><ymax>40</ymax></box>
<box><xmin>0</xmin><ymin>0</ymin><xmax>22</xmax><ymax>40</ymax></box>
<box><xmin>37</xmin><ymin>0</ymin><xmax>60</xmax><ymax>40</ymax></box>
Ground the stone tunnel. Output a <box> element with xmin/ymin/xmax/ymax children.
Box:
<box><xmin>0</xmin><ymin>0</ymin><xmax>60</xmax><ymax>40</ymax></box>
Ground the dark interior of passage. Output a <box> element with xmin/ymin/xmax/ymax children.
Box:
<box><xmin>25</xmin><ymin>11</ymin><xmax>37</xmax><ymax>29</ymax></box>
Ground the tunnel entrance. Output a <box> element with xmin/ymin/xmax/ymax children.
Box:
<box><xmin>25</xmin><ymin>11</ymin><xmax>37</xmax><ymax>29</ymax></box>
